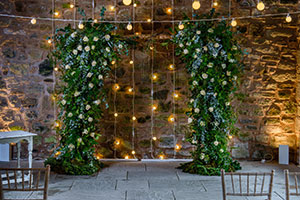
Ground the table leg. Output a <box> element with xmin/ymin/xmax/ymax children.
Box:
<box><xmin>17</xmin><ymin>142</ymin><xmax>21</xmax><ymax>168</ymax></box>
<box><xmin>28</xmin><ymin>137</ymin><xmax>33</xmax><ymax>168</ymax></box>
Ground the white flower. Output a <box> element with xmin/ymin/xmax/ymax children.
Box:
<box><xmin>190</xmin><ymin>99</ymin><xmax>194</xmax><ymax>103</ymax></box>
<box><xmin>74</xmin><ymin>91</ymin><xmax>80</xmax><ymax>97</ymax></box>
<box><xmin>226</xmin><ymin>102</ymin><xmax>230</xmax><ymax>106</ymax></box>
<box><xmin>210</xmin><ymin>78</ymin><xmax>215</xmax><ymax>83</ymax></box>
<box><xmin>83</xmin><ymin>36</ymin><xmax>89</xmax><ymax>42</ymax></box>
<box><xmin>71</xmin><ymin>71</ymin><xmax>75</xmax><ymax>76</ymax></box>
<box><xmin>65</xmin><ymin>65</ymin><xmax>70</xmax><ymax>70</ymax></box>
<box><xmin>186</xmin><ymin>42</ymin><xmax>191</xmax><ymax>46</ymax></box>
<box><xmin>106</xmin><ymin>47</ymin><xmax>110</xmax><ymax>52</ymax></box>
<box><xmin>77</xmin><ymin>45</ymin><xmax>82</xmax><ymax>51</ymax></box>
<box><xmin>214</xmin><ymin>121</ymin><xmax>219</xmax><ymax>126</ymax></box>
<box><xmin>192</xmin><ymin>139</ymin><xmax>198</xmax><ymax>144</ymax></box>
<box><xmin>92</xmin><ymin>61</ymin><xmax>97</xmax><ymax>66</ymax></box>
<box><xmin>71</xmin><ymin>32</ymin><xmax>77</xmax><ymax>38</ymax></box>
<box><xmin>193</xmin><ymin>81</ymin><xmax>198</xmax><ymax>86</ymax></box>
<box><xmin>220</xmin><ymin>149</ymin><xmax>224</xmax><ymax>153</ymax></box>
<box><xmin>88</xmin><ymin>117</ymin><xmax>93</xmax><ymax>122</ymax></box>
<box><xmin>91</xmin><ymin>45</ymin><xmax>95</xmax><ymax>50</ymax></box>
<box><xmin>191</xmin><ymin>72</ymin><xmax>195</xmax><ymax>77</ymax></box>
<box><xmin>73</xmin><ymin>50</ymin><xmax>78</xmax><ymax>55</ymax></box>
<box><xmin>94</xmin><ymin>100</ymin><xmax>101</xmax><ymax>105</ymax></box>
<box><xmin>89</xmin><ymin>83</ymin><xmax>94</xmax><ymax>88</ymax></box>
<box><xmin>188</xmin><ymin>118</ymin><xmax>193</xmax><ymax>124</ymax></box>
<box><xmin>222</xmin><ymin>81</ymin><xmax>227</xmax><ymax>85</ymax></box>
<box><xmin>233</xmin><ymin>76</ymin><xmax>237</xmax><ymax>80</ymax></box>
<box><xmin>200</xmin><ymin>121</ymin><xmax>205</xmax><ymax>126</ymax></box>
<box><xmin>208</xmin><ymin>107</ymin><xmax>214</xmax><ymax>112</ymax></box>
<box><xmin>68</xmin><ymin>112</ymin><xmax>73</xmax><ymax>117</ymax></box>
<box><xmin>200</xmin><ymin>153</ymin><xmax>205</xmax><ymax>159</ymax></box>
<box><xmin>196</xmin><ymin>48</ymin><xmax>201</xmax><ymax>53</ymax></box>
<box><xmin>196</xmin><ymin>30</ymin><xmax>201</xmax><ymax>34</ymax></box>
<box><xmin>200</xmin><ymin>90</ymin><xmax>206</xmax><ymax>96</ymax></box>
<box><xmin>93</xmin><ymin>37</ymin><xmax>99</xmax><ymax>41</ymax></box>
<box><xmin>195</xmin><ymin>108</ymin><xmax>200</xmax><ymax>113</ymax></box>
<box><xmin>183</xmin><ymin>49</ymin><xmax>189</xmax><ymax>54</ymax></box>
<box><xmin>194</xmin><ymin>55</ymin><xmax>197</xmax><ymax>58</ymax></box>
<box><xmin>229</xmin><ymin>59</ymin><xmax>235</xmax><ymax>63</ymax></box>
<box><xmin>86</xmin><ymin>104</ymin><xmax>91</xmax><ymax>110</ymax></box>
<box><xmin>103</xmin><ymin>61</ymin><xmax>107</xmax><ymax>66</ymax></box>
<box><xmin>118</xmin><ymin>44</ymin><xmax>123</xmax><ymax>49</ymax></box>
<box><xmin>104</xmin><ymin>34</ymin><xmax>110</xmax><ymax>41</ymax></box>
<box><xmin>68</xmin><ymin>144</ymin><xmax>75</xmax><ymax>149</ymax></box>
<box><xmin>90</xmin><ymin>132</ymin><xmax>95</xmax><ymax>138</ymax></box>
<box><xmin>203</xmin><ymin>46</ymin><xmax>208</xmax><ymax>51</ymax></box>
<box><xmin>214</xmin><ymin>141</ymin><xmax>219</xmax><ymax>146</ymax></box>
<box><xmin>77</xmin><ymin>138</ymin><xmax>82</xmax><ymax>143</ymax></box>
<box><xmin>226</xmin><ymin>71</ymin><xmax>231</xmax><ymax>76</ymax></box>
<box><xmin>61</xmin><ymin>100</ymin><xmax>66</xmax><ymax>105</ymax></box>
<box><xmin>232</xmin><ymin>45</ymin><xmax>237</xmax><ymax>50</ymax></box>
<box><xmin>87</xmin><ymin>72</ymin><xmax>93</xmax><ymax>78</ymax></box>
<box><xmin>222</xmin><ymin>64</ymin><xmax>226</xmax><ymax>69</ymax></box>
<box><xmin>79</xmin><ymin>114</ymin><xmax>83</xmax><ymax>119</ymax></box>
<box><xmin>179</xmin><ymin>43</ymin><xmax>184</xmax><ymax>48</ymax></box>
<box><xmin>83</xmin><ymin>129</ymin><xmax>88</xmax><ymax>135</ymax></box>
<box><xmin>85</xmin><ymin>46</ymin><xmax>90</xmax><ymax>52</ymax></box>
<box><xmin>98</xmin><ymin>75</ymin><xmax>103</xmax><ymax>80</ymax></box>
<box><xmin>214</xmin><ymin>93</ymin><xmax>217</xmax><ymax>97</ymax></box>
<box><xmin>208</xmin><ymin>28</ymin><xmax>213</xmax><ymax>33</ymax></box>
<box><xmin>207</xmin><ymin>62</ymin><xmax>213</xmax><ymax>68</ymax></box>
<box><xmin>202</xmin><ymin>73</ymin><xmax>208</xmax><ymax>79</ymax></box>
<box><xmin>214</xmin><ymin>43</ymin><xmax>220</xmax><ymax>48</ymax></box>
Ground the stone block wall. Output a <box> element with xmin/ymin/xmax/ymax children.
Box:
<box><xmin>0</xmin><ymin>0</ymin><xmax>299</xmax><ymax>161</ymax></box>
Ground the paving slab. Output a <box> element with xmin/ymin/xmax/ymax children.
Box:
<box><xmin>126</xmin><ymin>190</ymin><xmax>175</xmax><ymax>200</ymax></box>
<box><xmin>117</xmin><ymin>179</ymin><xmax>149</xmax><ymax>190</ymax></box>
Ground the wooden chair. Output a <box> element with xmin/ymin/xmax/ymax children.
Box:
<box><xmin>0</xmin><ymin>165</ymin><xmax>50</xmax><ymax>200</ymax></box>
<box><xmin>221</xmin><ymin>169</ymin><xmax>275</xmax><ymax>200</ymax></box>
<box><xmin>284</xmin><ymin>169</ymin><xmax>300</xmax><ymax>200</ymax></box>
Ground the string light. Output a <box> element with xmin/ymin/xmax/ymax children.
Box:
<box><xmin>152</xmin><ymin>73</ymin><xmax>158</xmax><ymax>80</ymax></box>
<box><xmin>93</xmin><ymin>19</ymin><xmax>98</xmax><ymax>23</ymax></box>
<box><xmin>114</xmin><ymin>83</ymin><xmax>120</xmax><ymax>91</ymax></box>
<box><xmin>125</xmin><ymin>155</ymin><xmax>129</xmax><ymax>159</ymax></box>
<box><xmin>152</xmin><ymin>136</ymin><xmax>157</xmax><ymax>141</ymax></box>
<box><xmin>173</xmin><ymin>92</ymin><xmax>179</xmax><ymax>99</ymax></box>
<box><xmin>286</xmin><ymin>13</ymin><xmax>292</xmax><ymax>22</ymax></box>
<box><xmin>115</xmin><ymin>139</ymin><xmax>120</xmax><ymax>145</ymax></box>
<box><xmin>150</xmin><ymin>46</ymin><xmax>154</xmax><ymax>50</ymax></box>
<box><xmin>127</xmin><ymin>22</ymin><xmax>133</xmax><ymax>30</ymax></box>
<box><xmin>54</xmin><ymin>67</ymin><xmax>59</xmax><ymax>71</ymax></box>
<box><xmin>47</xmin><ymin>39</ymin><xmax>52</xmax><ymax>44</ymax></box>
<box><xmin>133</xmin><ymin>3</ymin><xmax>137</xmax><ymax>7</ymax></box>
<box><xmin>55</xmin><ymin>121</ymin><xmax>60</xmax><ymax>127</ymax></box>
<box><xmin>175</xmin><ymin>144</ymin><xmax>181</xmax><ymax>150</ymax></box>
<box><xmin>192</xmin><ymin>1</ymin><xmax>201</xmax><ymax>10</ymax></box>
<box><xmin>110</xmin><ymin>6</ymin><xmax>115</xmax><ymax>11</ymax></box>
<box><xmin>231</xmin><ymin>18</ymin><xmax>237</xmax><ymax>27</ymax></box>
<box><xmin>166</xmin><ymin>8</ymin><xmax>172</xmax><ymax>15</ymax></box>
<box><xmin>147</xmin><ymin>18</ymin><xmax>152</xmax><ymax>23</ymax></box>
<box><xmin>78</xmin><ymin>21</ymin><xmax>84</xmax><ymax>29</ymax></box>
<box><xmin>128</xmin><ymin>87</ymin><xmax>133</xmax><ymax>93</ymax></box>
<box><xmin>123</xmin><ymin>0</ymin><xmax>132</xmax><ymax>6</ymax></box>
<box><xmin>159</xmin><ymin>155</ymin><xmax>165</xmax><ymax>160</ymax></box>
<box><xmin>168</xmin><ymin>115</ymin><xmax>175</xmax><ymax>123</ymax></box>
<box><xmin>132</xmin><ymin>116</ymin><xmax>136</xmax><ymax>121</ymax></box>
<box><xmin>114</xmin><ymin>113</ymin><xmax>118</xmax><ymax>117</ymax></box>
<box><xmin>31</xmin><ymin>18</ymin><xmax>37</xmax><ymax>24</ymax></box>
<box><xmin>111</xmin><ymin>60</ymin><xmax>116</xmax><ymax>65</ymax></box>
<box><xmin>131</xmin><ymin>150</ymin><xmax>136</xmax><ymax>155</ymax></box>
<box><xmin>95</xmin><ymin>153</ymin><xmax>103</xmax><ymax>160</ymax></box>
<box><xmin>152</xmin><ymin>105</ymin><xmax>157</xmax><ymax>111</ymax></box>
<box><xmin>55</xmin><ymin>151</ymin><xmax>61</xmax><ymax>157</ymax></box>
<box><xmin>54</xmin><ymin>11</ymin><xmax>59</xmax><ymax>17</ymax></box>
<box><xmin>70</xmin><ymin>3</ymin><xmax>74</xmax><ymax>8</ymax></box>
<box><xmin>178</xmin><ymin>22</ymin><xmax>184</xmax><ymax>30</ymax></box>
<box><xmin>229</xmin><ymin>135</ymin><xmax>233</xmax><ymax>139</ymax></box>
<box><xmin>213</xmin><ymin>1</ymin><xmax>218</xmax><ymax>7</ymax></box>
<box><xmin>129</xmin><ymin>60</ymin><xmax>134</xmax><ymax>64</ymax></box>
<box><xmin>168</xmin><ymin>64</ymin><xmax>175</xmax><ymax>70</ymax></box>
<box><xmin>257</xmin><ymin>1</ymin><xmax>265</xmax><ymax>11</ymax></box>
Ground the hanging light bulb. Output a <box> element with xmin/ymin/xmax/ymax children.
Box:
<box><xmin>129</xmin><ymin>60</ymin><xmax>134</xmax><ymax>64</ymax></box>
<box><xmin>127</xmin><ymin>22</ymin><xmax>133</xmax><ymax>31</ymax></box>
<box><xmin>54</xmin><ymin>11</ymin><xmax>59</xmax><ymax>17</ymax></box>
<box><xmin>110</xmin><ymin>6</ymin><xmax>115</xmax><ymax>11</ymax></box>
<box><xmin>192</xmin><ymin>1</ymin><xmax>201</xmax><ymax>10</ymax></box>
<box><xmin>47</xmin><ymin>39</ymin><xmax>52</xmax><ymax>44</ymax></box>
<box><xmin>70</xmin><ymin>3</ymin><xmax>75</xmax><ymax>8</ymax></box>
<box><xmin>178</xmin><ymin>22</ymin><xmax>184</xmax><ymax>30</ymax></box>
<box><xmin>152</xmin><ymin>73</ymin><xmax>158</xmax><ymax>80</ymax></box>
<box><xmin>114</xmin><ymin>113</ymin><xmax>118</xmax><ymax>117</ymax></box>
<box><xmin>152</xmin><ymin>105</ymin><xmax>157</xmax><ymax>111</ymax></box>
<box><xmin>257</xmin><ymin>1</ymin><xmax>265</xmax><ymax>11</ymax></box>
<box><xmin>147</xmin><ymin>18</ymin><xmax>152</xmax><ymax>23</ymax></box>
<box><xmin>166</xmin><ymin>7</ymin><xmax>172</xmax><ymax>15</ymax></box>
<box><xmin>132</xmin><ymin>116</ymin><xmax>136</xmax><ymax>121</ymax></box>
<box><xmin>131</xmin><ymin>150</ymin><xmax>136</xmax><ymax>155</ymax></box>
<box><xmin>93</xmin><ymin>19</ymin><xmax>98</xmax><ymax>23</ymax></box>
<box><xmin>286</xmin><ymin>13</ymin><xmax>292</xmax><ymax>23</ymax></box>
<box><xmin>152</xmin><ymin>136</ymin><xmax>157</xmax><ymax>141</ymax></box>
<box><xmin>78</xmin><ymin>21</ymin><xmax>84</xmax><ymax>29</ymax></box>
<box><xmin>125</xmin><ymin>155</ymin><xmax>129</xmax><ymax>159</ymax></box>
<box><xmin>213</xmin><ymin>1</ymin><xmax>218</xmax><ymax>6</ymax></box>
<box><xmin>175</xmin><ymin>144</ymin><xmax>181</xmax><ymax>150</ymax></box>
<box><xmin>231</xmin><ymin>18</ymin><xmax>237</xmax><ymax>27</ymax></box>
<box><xmin>114</xmin><ymin>84</ymin><xmax>120</xmax><ymax>91</ymax></box>
<box><xmin>123</xmin><ymin>0</ymin><xmax>132</xmax><ymax>6</ymax></box>
<box><xmin>168</xmin><ymin>64</ymin><xmax>175</xmax><ymax>70</ymax></box>
<box><xmin>133</xmin><ymin>3</ymin><xmax>137</xmax><ymax>7</ymax></box>
<box><xmin>31</xmin><ymin>18</ymin><xmax>37</xmax><ymax>24</ymax></box>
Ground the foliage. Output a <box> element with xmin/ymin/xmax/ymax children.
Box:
<box><xmin>172</xmin><ymin>9</ymin><xmax>242</xmax><ymax>175</ymax></box>
<box><xmin>45</xmin><ymin>16</ymin><xmax>128</xmax><ymax>175</ymax></box>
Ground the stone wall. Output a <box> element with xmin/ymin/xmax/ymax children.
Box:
<box><xmin>0</xmin><ymin>0</ymin><xmax>299</xmax><ymax>161</ymax></box>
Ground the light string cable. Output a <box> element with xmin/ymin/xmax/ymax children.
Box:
<box><xmin>2</xmin><ymin>10</ymin><xmax>300</xmax><ymax>23</ymax></box>
<box><xmin>113</xmin><ymin>0</ymin><xmax>118</xmax><ymax>158</ymax></box>
<box><xmin>150</xmin><ymin>0</ymin><xmax>155</xmax><ymax>159</ymax></box>
<box><xmin>52</xmin><ymin>0</ymin><xmax>57</xmax><ymax>128</ymax></box>
<box><xmin>73</xmin><ymin>0</ymin><xmax>76</xmax><ymax>28</ymax></box>
<box><xmin>131</xmin><ymin>2</ymin><xmax>136</xmax><ymax>158</ymax></box>
<box><xmin>172</xmin><ymin>0</ymin><xmax>176</xmax><ymax>159</ymax></box>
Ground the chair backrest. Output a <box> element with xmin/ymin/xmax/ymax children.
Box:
<box><xmin>284</xmin><ymin>169</ymin><xmax>300</xmax><ymax>200</ymax></box>
<box><xmin>0</xmin><ymin>165</ymin><xmax>50</xmax><ymax>200</ymax></box>
<box><xmin>221</xmin><ymin>169</ymin><xmax>275</xmax><ymax>200</ymax></box>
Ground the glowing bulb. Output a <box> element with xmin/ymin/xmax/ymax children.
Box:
<box><xmin>112</xmin><ymin>60</ymin><xmax>116</xmax><ymax>65</ymax></box>
<box><xmin>128</xmin><ymin>88</ymin><xmax>133</xmax><ymax>93</ymax></box>
<box><xmin>129</xmin><ymin>60</ymin><xmax>134</xmax><ymax>64</ymax></box>
<box><xmin>115</xmin><ymin>140</ymin><xmax>120</xmax><ymax>145</ymax></box>
<box><xmin>166</xmin><ymin>8</ymin><xmax>172</xmax><ymax>14</ymax></box>
<box><xmin>114</xmin><ymin>113</ymin><xmax>118</xmax><ymax>117</ymax></box>
<box><xmin>127</xmin><ymin>23</ymin><xmax>133</xmax><ymax>31</ymax></box>
<box><xmin>54</xmin><ymin>67</ymin><xmax>59</xmax><ymax>71</ymax></box>
<box><xmin>147</xmin><ymin>18</ymin><xmax>152</xmax><ymax>23</ymax></box>
<box><xmin>54</xmin><ymin>11</ymin><xmax>59</xmax><ymax>17</ymax></box>
<box><xmin>133</xmin><ymin>3</ymin><xmax>137</xmax><ymax>7</ymax></box>
<box><xmin>286</xmin><ymin>14</ymin><xmax>292</xmax><ymax>23</ymax></box>
<box><xmin>131</xmin><ymin>150</ymin><xmax>136</xmax><ymax>155</ymax></box>
<box><xmin>175</xmin><ymin>144</ymin><xmax>181</xmax><ymax>150</ymax></box>
<box><xmin>168</xmin><ymin>115</ymin><xmax>175</xmax><ymax>123</ymax></box>
<box><xmin>173</xmin><ymin>92</ymin><xmax>179</xmax><ymax>99</ymax></box>
<box><xmin>123</xmin><ymin>0</ymin><xmax>132</xmax><ymax>6</ymax></box>
<box><xmin>31</xmin><ymin>18</ymin><xmax>37</xmax><ymax>24</ymax></box>
<box><xmin>132</xmin><ymin>116</ymin><xmax>136</xmax><ymax>121</ymax></box>
<box><xmin>152</xmin><ymin>105</ymin><xmax>157</xmax><ymax>111</ymax></box>
<box><xmin>110</xmin><ymin>6</ymin><xmax>115</xmax><ymax>11</ymax></box>
<box><xmin>114</xmin><ymin>84</ymin><xmax>120</xmax><ymax>90</ymax></box>
<box><xmin>70</xmin><ymin>4</ymin><xmax>74</xmax><ymax>8</ymax></box>
<box><xmin>152</xmin><ymin>74</ymin><xmax>158</xmax><ymax>80</ymax></box>
<box><xmin>257</xmin><ymin>1</ymin><xmax>265</xmax><ymax>11</ymax></box>
<box><xmin>169</xmin><ymin>64</ymin><xmax>175</xmax><ymax>70</ymax></box>
<box><xmin>178</xmin><ymin>22</ymin><xmax>184</xmax><ymax>30</ymax></box>
<box><xmin>55</xmin><ymin>121</ymin><xmax>60</xmax><ymax>127</ymax></box>
<box><xmin>125</xmin><ymin>155</ymin><xmax>129</xmax><ymax>159</ymax></box>
<box><xmin>213</xmin><ymin>1</ymin><xmax>218</xmax><ymax>6</ymax></box>
<box><xmin>78</xmin><ymin>22</ymin><xmax>84</xmax><ymax>29</ymax></box>
<box><xmin>55</xmin><ymin>151</ymin><xmax>61</xmax><ymax>157</ymax></box>
<box><xmin>229</xmin><ymin>135</ymin><xmax>233</xmax><ymax>139</ymax></box>
<box><xmin>152</xmin><ymin>136</ymin><xmax>157</xmax><ymax>141</ymax></box>
<box><xmin>94</xmin><ymin>19</ymin><xmax>98</xmax><ymax>23</ymax></box>
<box><xmin>150</xmin><ymin>46</ymin><xmax>154</xmax><ymax>50</ymax></box>
<box><xmin>231</xmin><ymin>18</ymin><xmax>237</xmax><ymax>27</ymax></box>
<box><xmin>159</xmin><ymin>155</ymin><xmax>164</xmax><ymax>160</ymax></box>
<box><xmin>135</xmin><ymin>32</ymin><xmax>140</xmax><ymax>36</ymax></box>
<box><xmin>47</xmin><ymin>39</ymin><xmax>52</xmax><ymax>44</ymax></box>
<box><xmin>192</xmin><ymin>1</ymin><xmax>201</xmax><ymax>10</ymax></box>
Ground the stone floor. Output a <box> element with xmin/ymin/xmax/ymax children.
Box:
<box><xmin>2</xmin><ymin>160</ymin><xmax>300</xmax><ymax>200</ymax></box>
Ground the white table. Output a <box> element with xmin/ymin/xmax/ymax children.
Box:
<box><xmin>0</xmin><ymin>131</ymin><xmax>37</xmax><ymax>168</ymax></box>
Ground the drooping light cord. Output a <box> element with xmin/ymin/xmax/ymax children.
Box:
<box><xmin>52</xmin><ymin>0</ymin><xmax>57</xmax><ymax>126</ymax></box>
<box><xmin>150</xmin><ymin>0</ymin><xmax>155</xmax><ymax>159</ymax></box>
<box><xmin>73</xmin><ymin>0</ymin><xmax>76</xmax><ymax>28</ymax></box>
<box><xmin>172</xmin><ymin>0</ymin><xmax>177</xmax><ymax>159</ymax></box>
<box><xmin>131</xmin><ymin>1</ymin><xmax>136</xmax><ymax>158</ymax></box>
<box><xmin>113</xmin><ymin>0</ymin><xmax>118</xmax><ymax>159</ymax></box>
